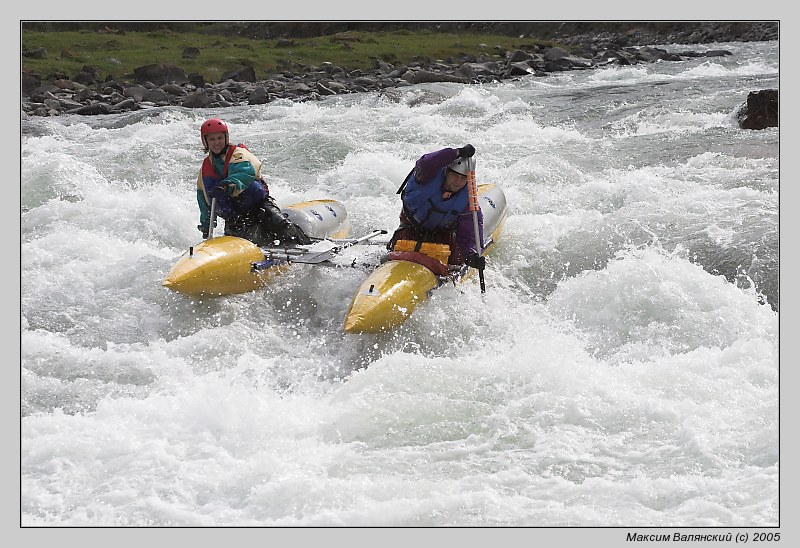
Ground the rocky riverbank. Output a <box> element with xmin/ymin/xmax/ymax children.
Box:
<box><xmin>21</xmin><ymin>22</ymin><xmax>779</xmax><ymax>128</ymax></box>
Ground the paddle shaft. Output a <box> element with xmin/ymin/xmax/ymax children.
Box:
<box><xmin>260</xmin><ymin>229</ymin><xmax>387</xmax><ymax>265</ymax></box>
<box><xmin>207</xmin><ymin>197</ymin><xmax>217</xmax><ymax>239</ymax></box>
<box><xmin>466</xmin><ymin>169</ymin><xmax>485</xmax><ymax>293</ymax></box>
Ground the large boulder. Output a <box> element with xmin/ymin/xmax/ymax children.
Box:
<box><xmin>181</xmin><ymin>91</ymin><xmax>212</xmax><ymax>108</ymax></box>
<box><xmin>21</xmin><ymin>72</ymin><xmax>41</xmax><ymax>96</ymax></box>
<box><xmin>133</xmin><ymin>63</ymin><xmax>189</xmax><ymax>86</ymax></box>
<box><xmin>123</xmin><ymin>85</ymin><xmax>149</xmax><ymax>102</ymax></box>
<box><xmin>542</xmin><ymin>47</ymin><xmax>592</xmax><ymax>71</ymax></box>
<box><xmin>737</xmin><ymin>89</ymin><xmax>778</xmax><ymax>130</ymax></box>
<box><xmin>248</xmin><ymin>86</ymin><xmax>270</xmax><ymax>104</ymax></box>
<box><xmin>220</xmin><ymin>66</ymin><xmax>257</xmax><ymax>83</ymax></box>
<box><xmin>634</xmin><ymin>46</ymin><xmax>683</xmax><ymax>62</ymax></box>
<box><xmin>142</xmin><ymin>88</ymin><xmax>171</xmax><ymax>103</ymax></box>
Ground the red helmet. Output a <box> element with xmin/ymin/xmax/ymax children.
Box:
<box><xmin>200</xmin><ymin>118</ymin><xmax>229</xmax><ymax>148</ymax></box>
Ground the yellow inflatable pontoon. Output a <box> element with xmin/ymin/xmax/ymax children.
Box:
<box><xmin>343</xmin><ymin>184</ymin><xmax>507</xmax><ymax>333</ymax></box>
<box><xmin>163</xmin><ymin>199</ymin><xmax>353</xmax><ymax>297</ymax></box>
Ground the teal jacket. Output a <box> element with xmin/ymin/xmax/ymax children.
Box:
<box><xmin>196</xmin><ymin>144</ymin><xmax>267</xmax><ymax>230</ymax></box>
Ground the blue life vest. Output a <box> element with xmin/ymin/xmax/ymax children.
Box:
<box><xmin>200</xmin><ymin>145</ymin><xmax>268</xmax><ymax>219</ymax></box>
<box><xmin>402</xmin><ymin>168</ymin><xmax>469</xmax><ymax>230</ymax></box>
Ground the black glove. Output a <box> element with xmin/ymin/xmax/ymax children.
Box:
<box><xmin>208</xmin><ymin>186</ymin><xmax>227</xmax><ymax>201</ymax></box>
<box><xmin>465</xmin><ymin>253</ymin><xmax>485</xmax><ymax>271</ymax></box>
<box><xmin>457</xmin><ymin>144</ymin><xmax>475</xmax><ymax>158</ymax></box>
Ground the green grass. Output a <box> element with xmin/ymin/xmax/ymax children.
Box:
<box><xmin>21</xmin><ymin>28</ymin><xmax>557</xmax><ymax>83</ymax></box>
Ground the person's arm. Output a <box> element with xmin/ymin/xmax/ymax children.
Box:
<box><xmin>219</xmin><ymin>159</ymin><xmax>257</xmax><ymax>197</ymax></box>
<box><xmin>413</xmin><ymin>148</ymin><xmax>459</xmax><ymax>183</ymax></box>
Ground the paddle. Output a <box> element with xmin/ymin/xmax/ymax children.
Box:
<box><xmin>254</xmin><ymin>229</ymin><xmax>387</xmax><ymax>267</ymax></box>
<box><xmin>466</xmin><ymin>160</ymin><xmax>486</xmax><ymax>293</ymax></box>
<box><xmin>206</xmin><ymin>197</ymin><xmax>217</xmax><ymax>239</ymax></box>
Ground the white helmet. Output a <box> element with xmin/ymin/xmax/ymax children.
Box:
<box><xmin>447</xmin><ymin>156</ymin><xmax>476</xmax><ymax>175</ymax></box>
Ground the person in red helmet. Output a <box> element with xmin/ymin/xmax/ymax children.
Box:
<box><xmin>196</xmin><ymin>118</ymin><xmax>311</xmax><ymax>245</ymax></box>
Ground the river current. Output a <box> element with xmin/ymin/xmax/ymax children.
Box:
<box><xmin>20</xmin><ymin>40</ymin><xmax>780</xmax><ymax>529</ymax></box>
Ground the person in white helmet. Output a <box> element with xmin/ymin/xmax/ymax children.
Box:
<box><xmin>387</xmin><ymin>144</ymin><xmax>485</xmax><ymax>270</ymax></box>
<box><xmin>196</xmin><ymin>117</ymin><xmax>311</xmax><ymax>245</ymax></box>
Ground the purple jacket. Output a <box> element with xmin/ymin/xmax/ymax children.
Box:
<box><xmin>412</xmin><ymin>147</ymin><xmax>484</xmax><ymax>256</ymax></box>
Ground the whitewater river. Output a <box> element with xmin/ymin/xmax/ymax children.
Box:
<box><xmin>21</xmin><ymin>39</ymin><xmax>780</xmax><ymax>531</ymax></box>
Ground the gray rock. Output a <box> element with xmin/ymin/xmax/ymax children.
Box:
<box><xmin>248</xmin><ymin>87</ymin><xmax>271</xmax><ymax>104</ymax></box>
<box><xmin>53</xmin><ymin>79</ymin><xmax>83</xmax><ymax>91</ymax></box>
<box><xmin>142</xmin><ymin>88</ymin><xmax>170</xmax><ymax>102</ymax></box>
<box><xmin>316</xmin><ymin>82</ymin><xmax>337</xmax><ymax>95</ymax></box>
<box><xmin>543</xmin><ymin>47</ymin><xmax>571</xmax><ymax>61</ymax></box>
<box><xmin>508</xmin><ymin>50</ymin><xmax>534</xmax><ymax>63</ymax></box>
<box><xmin>133</xmin><ymin>64</ymin><xmax>188</xmax><ymax>86</ymax></box>
<box><xmin>505</xmin><ymin>62</ymin><xmax>535</xmax><ymax>76</ymax></box>
<box><xmin>401</xmin><ymin>70</ymin><xmax>470</xmax><ymax>85</ymax></box>
<box><xmin>162</xmin><ymin>83</ymin><xmax>187</xmax><ymax>96</ymax></box>
<box><xmin>100</xmin><ymin>82</ymin><xmax>124</xmax><ymax>93</ymax></box>
<box><xmin>181</xmin><ymin>91</ymin><xmax>212</xmax><ymax>108</ymax></box>
<box><xmin>220</xmin><ymin>66</ymin><xmax>257</xmax><ymax>83</ymax></box>
<box><xmin>57</xmin><ymin>98</ymin><xmax>84</xmax><ymax>110</ymax></box>
<box><xmin>106</xmin><ymin>91</ymin><xmax>126</xmax><ymax>103</ymax></box>
<box><xmin>123</xmin><ymin>86</ymin><xmax>148</xmax><ymax>101</ymax></box>
<box><xmin>353</xmin><ymin>76</ymin><xmax>378</xmax><ymax>87</ymax></box>
<box><xmin>216</xmin><ymin>80</ymin><xmax>247</xmax><ymax>93</ymax></box>
<box><xmin>593</xmin><ymin>50</ymin><xmax>635</xmax><ymax>66</ymax></box>
<box><xmin>737</xmin><ymin>89</ymin><xmax>778</xmax><ymax>130</ymax></box>
<box><xmin>635</xmin><ymin>46</ymin><xmax>683</xmax><ymax>62</ymax></box>
<box><xmin>321</xmin><ymin>80</ymin><xmax>347</xmax><ymax>93</ymax></box>
<box><xmin>111</xmin><ymin>98</ymin><xmax>138</xmax><ymax>111</ymax></box>
<box><xmin>74</xmin><ymin>88</ymin><xmax>101</xmax><ymax>102</ymax></box>
<box><xmin>67</xmin><ymin>103</ymin><xmax>111</xmax><ymax>115</ymax></box>
<box><xmin>704</xmin><ymin>50</ymin><xmax>733</xmax><ymax>57</ymax></box>
<box><xmin>218</xmin><ymin>89</ymin><xmax>236</xmax><ymax>102</ymax></box>
<box><xmin>285</xmin><ymin>82</ymin><xmax>312</xmax><ymax>95</ymax></box>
